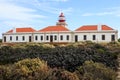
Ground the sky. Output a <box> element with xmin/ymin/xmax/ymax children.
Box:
<box><xmin>0</xmin><ymin>0</ymin><xmax>120</xmax><ymax>38</ymax></box>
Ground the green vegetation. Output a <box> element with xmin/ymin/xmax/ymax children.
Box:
<box><xmin>118</xmin><ymin>38</ymin><xmax>120</xmax><ymax>42</ymax></box>
<box><xmin>0</xmin><ymin>58</ymin><xmax>79</xmax><ymax>80</ymax></box>
<box><xmin>0</xmin><ymin>39</ymin><xmax>2</xmax><ymax>44</ymax></box>
<box><xmin>0</xmin><ymin>42</ymin><xmax>120</xmax><ymax>80</ymax></box>
<box><xmin>76</xmin><ymin>61</ymin><xmax>116</xmax><ymax>80</ymax></box>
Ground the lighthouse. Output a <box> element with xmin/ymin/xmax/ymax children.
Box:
<box><xmin>56</xmin><ymin>12</ymin><xmax>68</xmax><ymax>27</ymax></box>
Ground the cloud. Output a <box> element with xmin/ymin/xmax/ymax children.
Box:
<box><xmin>0</xmin><ymin>0</ymin><xmax>72</xmax><ymax>29</ymax></box>
<box><xmin>0</xmin><ymin>1</ymin><xmax>45</xmax><ymax>21</ymax></box>
<box><xmin>39</xmin><ymin>0</ymin><xmax>68</xmax><ymax>2</ymax></box>
<box><xmin>0</xmin><ymin>0</ymin><xmax>73</xmax><ymax>39</ymax></box>
<box><xmin>82</xmin><ymin>7</ymin><xmax>120</xmax><ymax>17</ymax></box>
<box><xmin>82</xmin><ymin>13</ymin><xmax>94</xmax><ymax>16</ymax></box>
<box><xmin>30</xmin><ymin>0</ymin><xmax>73</xmax><ymax>14</ymax></box>
<box><xmin>82</xmin><ymin>12</ymin><xmax>114</xmax><ymax>16</ymax></box>
<box><xmin>3</xmin><ymin>21</ymin><xmax>33</xmax><ymax>27</ymax></box>
<box><xmin>4</xmin><ymin>0</ymin><xmax>72</xmax><ymax>15</ymax></box>
<box><xmin>50</xmin><ymin>0</ymin><xmax>68</xmax><ymax>2</ymax></box>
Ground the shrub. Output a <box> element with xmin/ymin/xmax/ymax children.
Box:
<box><xmin>0</xmin><ymin>43</ymin><xmax>119</xmax><ymax>71</ymax></box>
<box><xmin>0</xmin><ymin>39</ymin><xmax>2</xmax><ymax>43</ymax></box>
<box><xmin>46</xmin><ymin>68</ymin><xmax>79</xmax><ymax>80</ymax></box>
<box><xmin>118</xmin><ymin>38</ymin><xmax>120</xmax><ymax>42</ymax></box>
<box><xmin>76</xmin><ymin>61</ymin><xmax>116</xmax><ymax>80</ymax></box>
<box><xmin>0</xmin><ymin>58</ymin><xmax>80</xmax><ymax>80</ymax></box>
<box><xmin>0</xmin><ymin>65</ymin><xmax>11</xmax><ymax>80</ymax></box>
<box><xmin>0</xmin><ymin>58</ymin><xmax>50</xmax><ymax>80</ymax></box>
<box><xmin>11</xmin><ymin>58</ymin><xmax>49</xmax><ymax>80</ymax></box>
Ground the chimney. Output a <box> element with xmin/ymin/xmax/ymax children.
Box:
<box><xmin>13</xmin><ymin>27</ymin><xmax>16</xmax><ymax>33</ymax></box>
<box><xmin>98</xmin><ymin>24</ymin><xmax>102</xmax><ymax>31</ymax></box>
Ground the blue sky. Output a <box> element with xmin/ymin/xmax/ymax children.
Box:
<box><xmin>0</xmin><ymin>0</ymin><xmax>120</xmax><ymax>38</ymax></box>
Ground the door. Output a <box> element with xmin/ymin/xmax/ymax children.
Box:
<box><xmin>50</xmin><ymin>35</ymin><xmax>53</xmax><ymax>42</ymax></box>
<box><xmin>4</xmin><ymin>36</ymin><xmax>6</xmax><ymax>42</ymax></box>
<box><xmin>29</xmin><ymin>36</ymin><xmax>32</xmax><ymax>42</ymax></box>
<box><xmin>75</xmin><ymin>35</ymin><xmax>78</xmax><ymax>42</ymax></box>
<box><xmin>111</xmin><ymin>35</ymin><xmax>115</xmax><ymax>41</ymax></box>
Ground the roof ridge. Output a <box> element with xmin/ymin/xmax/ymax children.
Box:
<box><xmin>38</xmin><ymin>25</ymin><xmax>70</xmax><ymax>32</ymax></box>
<box><xmin>82</xmin><ymin>25</ymin><xmax>99</xmax><ymax>26</ymax></box>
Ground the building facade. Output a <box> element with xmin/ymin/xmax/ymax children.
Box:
<box><xmin>2</xmin><ymin>13</ymin><xmax>118</xmax><ymax>43</ymax></box>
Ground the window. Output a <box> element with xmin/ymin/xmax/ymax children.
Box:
<box><xmin>10</xmin><ymin>36</ymin><xmax>12</xmax><ymax>41</ymax></box>
<box><xmin>35</xmin><ymin>36</ymin><xmax>38</xmax><ymax>40</ymax></box>
<box><xmin>16</xmin><ymin>36</ymin><xmax>18</xmax><ymax>41</ymax></box>
<box><xmin>41</xmin><ymin>36</ymin><xmax>43</xmax><ymax>40</ymax></box>
<box><xmin>83</xmin><ymin>35</ymin><xmax>87</xmax><ymax>40</ymax></box>
<box><xmin>102</xmin><ymin>35</ymin><xmax>105</xmax><ymax>40</ymax></box>
<box><xmin>93</xmin><ymin>35</ymin><xmax>96</xmax><ymax>40</ymax></box>
<box><xmin>111</xmin><ymin>35</ymin><xmax>115</xmax><ymax>41</ymax></box>
<box><xmin>46</xmin><ymin>36</ymin><xmax>49</xmax><ymax>40</ymax></box>
<box><xmin>60</xmin><ymin>35</ymin><xmax>63</xmax><ymax>40</ymax></box>
<box><xmin>54</xmin><ymin>35</ymin><xmax>57</xmax><ymax>40</ymax></box>
<box><xmin>4</xmin><ymin>36</ymin><xmax>6</xmax><ymax>42</ymax></box>
<box><xmin>66</xmin><ymin>35</ymin><xmax>69</xmax><ymax>40</ymax></box>
<box><xmin>22</xmin><ymin>36</ymin><xmax>25</xmax><ymax>41</ymax></box>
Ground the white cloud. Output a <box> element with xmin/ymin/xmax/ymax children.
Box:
<box><xmin>4</xmin><ymin>0</ymin><xmax>72</xmax><ymax>15</ymax></box>
<box><xmin>3</xmin><ymin>21</ymin><xmax>33</xmax><ymax>28</ymax></box>
<box><xmin>32</xmin><ymin>0</ymin><xmax>72</xmax><ymax>14</ymax></box>
<box><xmin>0</xmin><ymin>0</ymin><xmax>73</xmax><ymax>39</ymax></box>
<box><xmin>82</xmin><ymin>7</ymin><xmax>120</xmax><ymax>17</ymax></box>
<box><xmin>50</xmin><ymin>0</ymin><xmax>68</xmax><ymax>2</ymax></box>
<box><xmin>40</xmin><ymin>0</ymin><xmax>68</xmax><ymax>2</ymax></box>
<box><xmin>0</xmin><ymin>1</ymin><xmax>45</xmax><ymax>21</ymax></box>
<box><xmin>0</xmin><ymin>0</ymin><xmax>72</xmax><ymax>31</ymax></box>
<box><xmin>96</xmin><ymin>12</ymin><xmax>113</xmax><ymax>16</ymax></box>
<box><xmin>82</xmin><ymin>13</ymin><xmax>94</xmax><ymax>16</ymax></box>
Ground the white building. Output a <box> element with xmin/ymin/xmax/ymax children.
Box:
<box><xmin>2</xmin><ymin>13</ymin><xmax>118</xmax><ymax>43</ymax></box>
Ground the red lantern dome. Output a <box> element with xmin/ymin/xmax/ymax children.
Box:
<box><xmin>56</xmin><ymin>12</ymin><xmax>67</xmax><ymax>27</ymax></box>
<box><xmin>59</xmin><ymin>12</ymin><xmax>65</xmax><ymax>22</ymax></box>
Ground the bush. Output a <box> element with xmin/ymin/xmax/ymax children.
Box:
<box><xmin>0</xmin><ymin>65</ymin><xmax>11</xmax><ymax>80</ymax></box>
<box><xmin>0</xmin><ymin>39</ymin><xmax>2</xmax><ymax>43</ymax></box>
<box><xmin>0</xmin><ymin>58</ymin><xmax>79</xmax><ymax>80</ymax></box>
<box><xmin>0</xmin><ymin>58</ymin><xmax>50</xmax><ymax>80</ymax></box>
<box><xmin>0</xmin><ymin>43</ymin><xmax>119</xmax><ymax>71</ymax></box>
<box><xmin>46</xmin><ymin>68</ymin><xmax>79</xmax><ymax>80</ymax></box>
<box><xmin>12</xmin><ymin>58</ymin><xmax>49</xmax><ymax>80</ymax></box>
<box><xmin>118</xmin><ymin>38</ymin><xmax>120</xmax><ymax>42</ymax></box>
<box><xmin>76</xmin><ymin>61</ymin><xmax>116</xmax><ymax>80</ymax></box>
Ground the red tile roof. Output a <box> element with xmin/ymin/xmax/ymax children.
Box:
<box><xmin>6</xmin><ymin>27</ymin><xmax>36</xmax><ymax>33</ymax></box>
<box><xmin>75</xmin><ymin>25</ymin><xmax>113</xmax><ymax>31</ymax></box>
<box><xmin>102</xmin><ymin>25</ymin><xmax>113</xmax><ymax>30</ymax></box>
<box><xmin>38</xmin><ymin>26</ymin><xmax>70</xmax><ymax>32</ymax></box>
<box><xmin>75</xmin><ymin>25</ymin><xmax>97</xmax><ymax>31</ymax></box>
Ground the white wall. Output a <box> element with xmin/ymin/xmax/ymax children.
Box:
<box><xmin>33</xmin><ymin>32</ymin><xmax>72</xmax><ymax>43</ymax></box>
<box><xmin>33</xmin><ymin>33</ymin><xmax>44</xmax><ymax>42</ymax></box>
<box><xmin>2</xmin><ymin>31</ymin><xmax>118</xmax><ymax>43</ymax></box>
<box><xmin>74</xmin><ymin>31</ymin><xmax>117</xmax><ymax>42</ymax></box>
<box><xmin>3</xmin><ymin>33</ymin><xmax>33</xmax><ymax>43</ymax></box>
